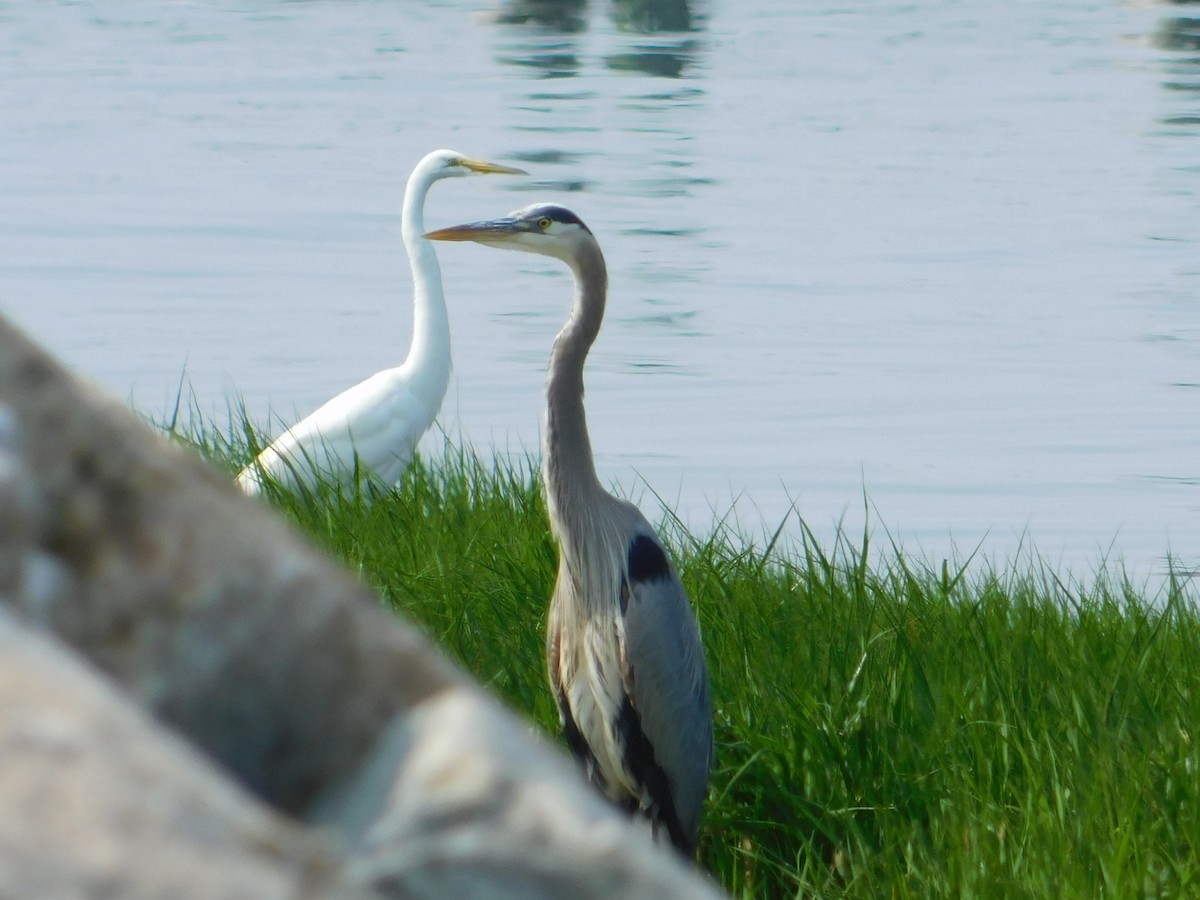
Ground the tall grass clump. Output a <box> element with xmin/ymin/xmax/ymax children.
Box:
<box><xmin>173</xmin><ymin>411</ymin><xmax>1200</xmax><ymax>898</ymax></box>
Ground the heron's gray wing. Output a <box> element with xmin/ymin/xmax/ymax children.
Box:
<box><xmin>618</xmin><ymin>532</ymin><xmax>713</xmax><ymax>853</ymax></box>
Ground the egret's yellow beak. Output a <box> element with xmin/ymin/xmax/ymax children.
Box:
<box><xmin>461</xmin><ymin>158</ymin><xmax>528</xmax><ymax>176</ymax></box>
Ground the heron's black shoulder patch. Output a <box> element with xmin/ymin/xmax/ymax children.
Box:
<box><xmin>627</xmin><ymin>534</ymin><xmax>671</xmax><ymax>585</ymax></box>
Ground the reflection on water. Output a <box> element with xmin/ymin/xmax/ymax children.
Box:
<box><xmin>495</xmin><ymin>0</ymin><xmax>697</xmax><ymax>35</ymax></box>
<box><xmin>1154</xmin><ymin>16</ymin><xmax>1200</xmax><ymax>51</ymax></box>
<box><xmin>605</xmin><ymin>45</ymin><xmax>694</xmax><ymax>78</ymax></box>
<box><xmin>1153</xmin><ymin>15</ymin><xmax>1200</xmax><ymax>124</ymax></box>
<box><xmin>499</xmin><ymin>46</ymin><xmax>582</xmax><ymax>78</ymax></box>
<box><xmin>490</xmin><ymin>0</ymin><xmax>710</xmax><ymax>204</ymax></box>
<box><xmin>507</xmin><ymin>148</ymin><xmax>588</xmax><ymax>165</ymax></box>
<box><xmin>612</xmin><ymin>0</ymin><xmax>694</xmax><ymax>33</ymax></box>
<box><xmin>494</xmin><ymin>0</ymin><xmax>588</xmax><ymax>33</ymax></box>
<box><xmin>494</xmin><ymin>0</ymin><xmax>702</xmax><ymax>78</ymax></box>
<box><xmin>509</xmin><ymin>147</ymin><xmax>593</xmax><ymax>191</ymax></box>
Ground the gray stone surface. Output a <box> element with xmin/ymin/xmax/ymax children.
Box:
<box><xmin>0</xmin><ymin>316</ymin><xmax>460</xmax><ymax>814</ymax></box>
<box><xmin>0</xmin><ymin>609</ymin><xmax>376</xmax><ymax>900</ymax></box>
<box><xmin>0</xmin><ymin>315</ymin><xmax>726</xmax><ymax>898</ymax></box>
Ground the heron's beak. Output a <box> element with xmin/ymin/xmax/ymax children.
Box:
<box><xmin>461</xmin><ymin>158</ymin><xmax>528</xmax><ymax>176</ymax></box>
<box><xmin>424</xmin><ymin>217</ymin><xmax>524</xmax><ymax>243</ymax></box>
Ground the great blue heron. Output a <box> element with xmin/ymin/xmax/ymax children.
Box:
<box><xmin>426</xmin><ymin>203</ymin><xmax>713</xmax><ymax>857</ymax></box>
<box><xmin>236</xmin><ymin>150</ymin><xmax>526</xmax><ymax>496</ymax></box>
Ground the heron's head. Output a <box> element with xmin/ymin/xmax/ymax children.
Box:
<box><xmin>424</xmin><ymin>203</ymin><xmax>595</xmax><ymax>264</ymax></box>
<box><xmin>418</xmin><ymin>149</ymin><xmax>527</xmax><ymax>181</ymax></box>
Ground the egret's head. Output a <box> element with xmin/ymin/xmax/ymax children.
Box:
<box><xmin>424</xmin><ymin>203</ymin><xmax>595</xmax><ymax>264</ymax></box>
<box><xmin>419</xmin><ymin>149</ymin><xmax>527</xmax><ymax>181</ymax></box>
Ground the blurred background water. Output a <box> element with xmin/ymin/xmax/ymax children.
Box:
<box><xmin>0</xmin><ymin>0</ymin><xmax>1197</xmax><ymax>581</ymax></box>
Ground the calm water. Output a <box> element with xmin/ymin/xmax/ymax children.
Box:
<box><xmin>1</xmin><ymin>1</ymin><xmax>1198</xmax><ymax>581</ymax></box>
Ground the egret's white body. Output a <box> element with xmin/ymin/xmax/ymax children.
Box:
<box><xmin>427</xmin><ymin>204</ymin><xmax>713</xmax><ymax>857</ymax></box>
<box><xmin>237</xmin><ymin>150</ymin><xmax>524</xmax><ymax>496</ymax></box>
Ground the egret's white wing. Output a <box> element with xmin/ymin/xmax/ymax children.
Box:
<box><xmin>237</xmin><ymin>367</ymin><xmax>437</xmax><ymax>494</ymax></box>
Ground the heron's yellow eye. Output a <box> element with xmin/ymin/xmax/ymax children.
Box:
<box><xmin>538</xmin><ymin>217</ymin><xmax>552</xmax><ymax>230</ymax></box>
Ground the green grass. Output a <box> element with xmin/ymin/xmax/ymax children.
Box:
<box><xmin>175</xmin><ymin>412</ymin><xmax>1200</xmax><ymax>898</ymax></box>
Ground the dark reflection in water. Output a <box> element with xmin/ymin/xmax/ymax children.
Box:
<box><xmin>1154</xmin><ymin>17</ymin><xmax>1200</xmax><ymax>51</ymax></box>
<box><xmin>493</xmin><ymin>0</ymin><xmax>703</xmax><ymax>77</ymax></box>
<box><xmin>498</xmin><ymin>45</ymin><xmax>581</xmax><ymax>78</ymax></box>
<box><xmin>498</xmin><ymin>36</ymin><xmax>701</xmax><ymax>79</ymax></box>
<box><xmin>494</xmin><ymin>0</ymin><xmax>697</xmax><ymax>35</ymax></box>
<box><xmin>493</xmin><ymin>0</ymin><xmax>588</xmax><ymax>33</ymax></box>
<box><xmin>506</xmin><ymin>148</ymin><xmax>594</xmax><ymax>191</ymax></box>
<box><xmin>508</xmin><ymin>148</ymin><xmax>590</xmax><ymax>165</ymax></box>
<box><xmin>605</xmin><ymin>44</ymin><xmax>695</xmax><ymax>78</ymax></box>
<box><xmin>484</xmin><ymin>0</ymin><xmax>711</xmax><ymax>229</ymax></box>
<box><xmin>620</xmin><ymin>226</ymin><xmax>703</xmax><ymax>237</ymax></box>
<box><xmin>611</xmin><ymin>0</ymin><xmax>693</xmax><ymax>33</ymax></box>
<box><xmin>1153</xmin><ymin>17</ymin><xmax>1200</xmax><ymax>126</ymax></box>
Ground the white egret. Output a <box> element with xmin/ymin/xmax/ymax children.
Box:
<box><xmin>426</xmin><ymin>203</ymin><xmax>713</xmax><ymax>857</ymax></box>
<box><xmin>237</xmin><ymin>150</ymin><xmax>526</xmax><ymax>496</ymax></box>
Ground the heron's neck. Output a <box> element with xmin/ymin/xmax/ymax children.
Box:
<box><xmin>400</xmin><ymin>175</ymin><xmax>451</xmax><ymax>396</ymax></box>
<box><xmin>543</xmin><ymin>239</ymin><xmax>608</xmax><ymax>537</ymax></box>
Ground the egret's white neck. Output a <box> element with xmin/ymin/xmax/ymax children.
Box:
<box><xmin>400</xmin><ymin>172</ymin><xmax>452</xmax><ymax>398</ymax></box>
